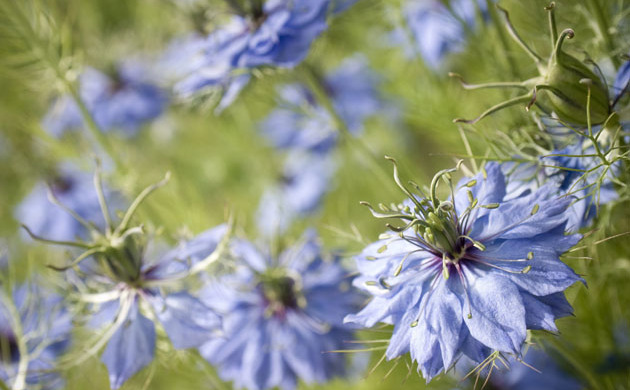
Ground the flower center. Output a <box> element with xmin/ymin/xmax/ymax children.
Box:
<box><xmin>259</xmin><ymin>268</ymin><xmax>305</xmax><ymax>318</ymax></box>
<box><xmin>0</xmin><ymin>333</ymin><xmax>19</xmax><ymax>364</ymax></box>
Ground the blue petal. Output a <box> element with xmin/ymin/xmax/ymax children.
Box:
<box><xmin>101</xmin><ymin>303</ymin><xmax>156</xmax><ymax>389</ymax></box>
<box><xmin>149</xmin><ymin>292</ymin><xmax>221</xmax><ymax>349</ymax></box>
<box><xmin>464</xmin><ymin>274</ymin><xmax>526</xmax><ymax>354</ymax></box>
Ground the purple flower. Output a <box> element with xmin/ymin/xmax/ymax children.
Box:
<box><xmin>16</xmin><ymin>163</ymin><xmax>124</xmax><ymax>242</ymax></box>
<box><xmin>614</xmin><ymin>57</ymin><xmax>630</xmax><ymax>103</ymax></box>
<box><xmin>345</xmin><ymin>161</ymin><xmax>582</xmax><ymax>382</ymax></box>
<box><xmin>256</xmin><ymin>151</ymin><xmax>336</xmax><ymax>236</ymax></box>
<box><xmin>198</xmin><ymin>230</ymin><xmax>362</xmax><ymax>390</ymax></box>
<box><xmin>392</xmin><ymin>0</ymin><xmax>485</xmax><ymax>69</ymax></box>
<box><xmin>0</xmin><ymin>282</ymin><xmax>72</xmax><ymax>390</ymax></box>
<box><xmin>43</xmin><ymin>62</ymin><xmax>168</xmax><ymax>137</ymax></box>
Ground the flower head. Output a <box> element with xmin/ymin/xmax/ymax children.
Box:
<box><xmin>0</xmin><ymin>281</ymin><xmax>72</xmax><ymax>390</ymax></box>
<box><xmin>345</xmin><ymin>160</ymin><xmax>582</xmax><ymax>382</ymax></box>
<box><xmin>20</xmin><ymin>169</ymin><xmax>225</xmax><ymax>389</ymax></box>
<box><xmin>43</xmin><ymin>62</ymin><xmax>168</xmax><ymax>137</ymax></box>
<box><xmin>198</xmin><ymin>230</ymin><xmax>362</xmax><ymax>390</ymax></box>
<box><xmin>171</xmin><ymin>0</ymin><xmax>334</xmax><ymax>105</ymax></box>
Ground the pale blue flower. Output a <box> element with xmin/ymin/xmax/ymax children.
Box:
<box><xmin>16</xmin><ymin>164</ymin><xmax>124</xmax><ymax>242</ymax></box>
<box><xmin>614</xmin><ymin>58</ymin><xmax>630</xmax><ymax>102</ymax></box>
<box><xmin>260</xmin><ymin>55</ymin><xmax>385</xmax><ymax>153</ymax></box>
<box><xmin>345</xmin><ymin>162</ymin><xmax>582</xmax><ymax>382</ymax></box>
<box><xmin>393</xmin><ymin>0</ymin><xmax>485</xmax><ymax>69</ymax></box>
<box><xmin>256</xmin><ymin>152</ymin><xmax>336</xmax><ymax>236</ymax></box>
<box><xmin>0</xmin><ymin>282</ymin><xmax>72</xmax><ymax>390</ymax></box>
<box><xmin>43</xmin><ymin>62</ymin><xmax>168</xmax><ymax>137</ymax></box>
<box><xmin>172</xmin><ymin>0</ymin><xmax>333</xmax><ymax>104</ymax></box>
<box><xmin>198</xmin><ymin>230</ymin><xmax>362</xmax><ymax>390</ymax></box>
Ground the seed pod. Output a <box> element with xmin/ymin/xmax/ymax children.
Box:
<box><xmin>544</xmin><ymin>29</ymin><xmax>610</xmax><ymax>125</ymax></box>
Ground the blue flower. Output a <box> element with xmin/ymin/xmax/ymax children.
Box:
<box><xmin>392</xmin><ymin>0</ymin><xmax>485</xmax><ymax>69</ymax></box>
<box><xmin>80</xmin><ymin>228</ymin><xmax>225</xmax><ymax>389</ymax></box>
<box><xmin>43</xmin><ymin>62</ymin><xmax>168</xmax><ymax>137</ymax></box>
<box><xmin>198</xmin><ymin>230</ymin><xmax>362</xmax><ymax>390</ymax></box>
<box><xmin>488</xmin><ymin>348</ymin><xmax>583</xmax><ymax>390</ymax></box>
<box><xmin>260</xmin><ymin>55</ymin><xmax>385</xmax><ymax>153</ymax></box>
<box><xmin>260</xmin><ymin>84</ymin><xmax>338</xmax><ymax>154</ymax></box>
<box><xmin>171</xmin><ymin>0</ymin><xmax>332</xmax><ymax>103</ymax></box>
<box><xmin>21</xmin><ymin>171</ymin><xmax>224</xmax><ymax>389</ymax></box>
<box><xmin>256</xmin><ymin>151</ymin><xmax>336</xmax><ymax>236</ymax></box>
<box><xmin>344</xmin><ymin>161</ymin><xmax>582</xmax><ymax>382</ymax></box>
<box><xmin>0</xmin><ymin>281</ymin><xmax>72</xmax><ymax>390</ymax></box>
<box><xmin>502</xmin><ymin>139</ymin><xmax>619</xmax><ymax>232</ymax></box>
<box><xmin>16</xmin><ymin>163</ymin><xmax>124</xmax><ymax>242</ymax></box>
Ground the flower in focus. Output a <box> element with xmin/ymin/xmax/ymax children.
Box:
<box><xmin>392</xmin><ymin>0</ymin><xmax>485</xmax><ymax>69</ymax></box>
<box><xmin>16</xmin><ymin>163</ymin><xmax>124</xmax><ymax>242</ymax></box>
<box><xmin>345</xmin><ymin>161</ymin><xmax>582</xmax><ymax>382</ymax></box>
<box><xmin>256</xmin><ymin>151</ymin><xmax>336</xmax><ymax>236</ymax></box>
<box><xmin>43</xmin><ymin>62</ymin><xmax>168</xmax><ymax>137</ymax></box>
<box><xmin>198</xmin><ymin>230</ymin><xmax>362</xmax><ymax>390</ymax></box>
<box><xmin>0</xmin><ymin>281</ymin><xmax>72</xmax><ymax>390</ymax></box>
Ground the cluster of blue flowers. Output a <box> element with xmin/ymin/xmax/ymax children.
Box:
<box><xmin>4</xmin><ymin>0</ymin><xmax>629</xmax><ymax>389</ymax></box>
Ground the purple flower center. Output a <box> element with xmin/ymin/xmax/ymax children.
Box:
<box><xmin>0</xmin><ymin>333</ymin><xmax>20</xmax><ymax>364</ymax></box>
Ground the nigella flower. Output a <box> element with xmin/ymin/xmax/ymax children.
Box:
<box><xmin>345</xmin><ymin>159</ymin><xmax>582</xmax><ymax>382</ymax></box>
<box><xmin>614</xmin><ymin>56</ymin><xmax>630</xmax><ymax>103</ymax></box>
<box><xmin>16</xmin><ymin>163</ymin><xmax>124</xmax><ymax>242</ymax></box>
<box><xmin>260</xmin><ymin>55</ymin><xmax>386</xmax><ymax>153</ymax></box>
<box><xmin>391</xmin><ymin>0</ymin><xmax>486</xmax><ymax>69</ymax></box>
<box><xmin>198</xmin><ymin>230</ymin><xmax>362</xmax><ymax>390</ymax></box>
<box><xmin>21</xmin><ymin>171</ymin><xmax>225</xmax><ymax>389</ymax></box>
<box><xmin>256</xmin><ymin>151</ymin><xmax>336</xmax><ymax>236</ymax></box>
<box><xmin>43</xmin><ymin>62</ymin><xmax>168</xmax><ymax>137</ymax></box>
<box><xmin>260</xmin><ymin>84</ymin><xmax>338</xmax><ymax>154</ymax></box>
<box><xmin>0</xmin><ymin>281</ymin><xmax>72</xmax><ymax>390</ymax></box>
<box><xmin>171</xmin><ymin>0</ymin><xmax>334</xmax><ymax>105</ymax></box>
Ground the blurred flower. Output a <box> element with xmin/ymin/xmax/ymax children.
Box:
<box><xmin>198</xmin><ymin>230</ymin><xmax>362</xmax><ymax>390</ymax></box>
<box><xmin>345</xmin><ymin>162</ymin><xmax>582</xmax><ymax>382</ymax></box>
<box><xmin>614</xmin><ymin>57</ymin><xmax>630</xmax><ymax>102</ymax></box>
<box><xmin>43</xmin><ymin>62</ymin><xmax>168</xmax><ymax>137</ymax></box>
<box><xmin>260</xmin><ymin>84</ymin><xmax>338</xmax><ymax>154</ymax></box>
<box><xmin>488</xmin><ymin>348</ymin><xmax>583</xmax><ymax>390</ymax></box>
<box><xmin>0</xmin><ymin>282</ymin><xmax>72</xmax><ymax>390</ymax></box>
<box><xmin>16</xmin><ymin>163</ymin><xmax>124</xmax><ymax>242</ymax></box>
<box><xmin>256</xmin><ymin>151</ymin><xmax>336</xmax><ymax>236</ymax></box>
<box><xmin>21</xmin><ymin>171</ymin><xmax>225</xmax><ymax>389</ymax></box>
<box><xmin>260</xmin><ymin>55</ymin><xmax>386</xmax><ymax>153</ymax></box>
<box><xmin>170</xmin><ymin>0</ymin><xmax>334</xmax><ymax>105</ymax></box>
<box><xmin>391</xmin><ymin>0</ymin><xmax>485</xmax><ymax>69</ymax></box>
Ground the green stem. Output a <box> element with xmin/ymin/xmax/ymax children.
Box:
<box><xmin>303</xmin><ymin>65</ymin><xmax>398</xmax><ymax>197</ymax></box>
<box><xmin>586</xmin><ymin>0</ymin><xmax>620</xmax><ymax>68</ymax></box>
